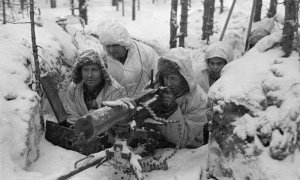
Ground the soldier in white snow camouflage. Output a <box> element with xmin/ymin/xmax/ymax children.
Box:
<box><xmin>194</xmin><ymin>41</ymin><xmax>234</xmax><ymax>93</ymax></box>
<box><xmin>65</xmin><ymin>49</ymin><xmax>126</xmax><ymax>124</ymax></box>
<box><xmin>98</xmin><ymin>22</ymin><xmax>159</xmax><ymax>97</ymax></box>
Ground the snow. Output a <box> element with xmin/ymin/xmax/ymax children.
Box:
<box><xmin>0</xmin><ymin>0</ymin><xmax>299</xmax><ymax>180</ymax></box>
<box><xmin>208</xmin><ymin>10</ymin><xmax>300</xmax><ymax>180</ymax></box>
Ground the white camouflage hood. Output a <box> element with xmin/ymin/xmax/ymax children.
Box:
<box><xmin>98</xmin><ymin>22</ymin><xmax>133</xmax><ymax>50</ymax></box>
<box><xmin>158</xmin><ymin>47</ymin><xmax>196</xmax><ymax>93</ymax></box>
<box><xmin>204</xmin><ymin>41</ymin><xmax>234</xmax><ymax>64</ymax></box>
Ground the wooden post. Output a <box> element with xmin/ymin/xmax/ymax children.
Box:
<box><xmin>2</xmin><ymin>0</ymin><xmax>6</xmax><ymax>24</ymax></box>
<box><xmin>179</xmin><ymin>0</ymin><xmax>188</xmax><ymax>47</ymax></box>
<box><xmin>244</xmin><ymin>0</ymin><xmax>257</xmax><ymax>52</ymax></box>
<box><xmin>132</xmin><ymin>0</ymin><xmax>136</xmax><ymax>20</ymax></box>
<box><xmin>170</xmin><ymin>0</ymin><xmax>178</xmax><ymax>48</ymax></box>
<box><xmin>202</xmin><ymin>0</ymin><xmax>215</xmax><ymax>42</ymax></box>
<box><xmin>254</xmin><ymin>0</ymin><xmax>262</xmax><ymax>22</ymax></box>
<box><xmin>267</xmin><ymin>0</ymin><xmax>277</xmax><ymax>18</ymax></box>
<box><xmin>282</xmin><ymin>0</ymin><xmax>297</xmax><ymax>57</ymax></box>
<box><xmin>219</xmin><ymin>0</ymin><xmax>236</xmax><ymax>41</ymax></box>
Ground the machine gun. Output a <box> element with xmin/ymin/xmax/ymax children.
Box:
<box><xmin>56</xmin><ymin>86</ymin><xmax>173</xmax><ymax>180</ymax></box>
<box><xmin>41</xmin><ymin>74</ymin><xmax>176</xmax><ymax>180</ymax></box>
<box><xmin>72</xmin><ymin>86</ymin><xmax>168</xmax><ymax>144</ymax></box>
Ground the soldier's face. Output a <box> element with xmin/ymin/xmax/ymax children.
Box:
<box><xmin>163</xmin><ymin>73</ymin><xmax>186</xmax><ymax>96</ymax></box>
<box><xmin>207</xmin><ymin>57</ymin><xmax>227</xmax><ymax>75</ymax></box>
<box><xmin>81</xmin><ymin>64</ymin><xmax>102</xmax><ymax>89</ymax></box>
<box><xmin>105</xmin><ymin>44</ymin><xmax>127</xmax><ymax>60</ymax></box>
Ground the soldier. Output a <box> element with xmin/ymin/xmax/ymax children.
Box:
<box><xmin>194</xmin><ymin>41</ymin><xmax>234</xmax><ymax>93</ymax></box>
<box><xmin>65</xmin><ymin>49</ymin><xmax>126</xmax><ymax>124</ymax></box>
<box><xmin>98</xmin><ymin>22</ymin><xmax>159</xmax><ymax>97</ymax></box>
<box><xmin>141</xmin><ymin>47</ymin><xmax>208</xmax><ymax>148</ymax></box>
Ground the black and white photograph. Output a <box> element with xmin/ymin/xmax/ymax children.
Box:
<box><xmin>0</xmin><ymin>0</ymin><xmax>299</xmax><ymax>180</ymax></box>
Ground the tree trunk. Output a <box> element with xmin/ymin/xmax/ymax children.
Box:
<box><xmin>2</xmin><ymin>0</ymin><xmax>6</xmax><ymax>24</ymax></box>
<box><xmin>282</xmin><ymin>0</ymin><xmax>297</xmax><ymax>57</ymax></box>
<box><xmin>170</xmin><ymin>0</ymin><xmax>178</xmax><ymax>48</ymax></box>
<box><xmin>20</xmin><ymin>0</ymin><xmax>26</xmax><ymax>12</ymax></box>
<box><xmin>7</xmin><ymin>0</ymin><xmax>11</xmax><ymax>8</ymax></box>
<box><xmin>179</xmin><ymin>0</ymin><xmax>188</xmax><ymax>47</ymax></box>
<box><xmin>71</xmin><ymin>0</ymin><xmax>75</xmax><ymax>15</ymax></box>
<box><xmin>202</xmin><ymin>0</ymin><xmax>215</xmax><ymax>42</ymax></box>
<box><xmin>50</xmin><ymin>0</ymin><xmax>56</xmax><ymax>8</ymax></box>
<box><xmin>132</xmin><ymin>0</ymin><xmax>136</xmax><ymax>20</ymax></box>
<box><xmin>112</xmin><ymin>0</ymin><xmax>118</xmax><ymax>6</ymax></box>
<box><xmin>116</xmin><ymin>0</ymin><xmax>119</xmax><ymax>11</ymax></box>
<box><xmin>267</xmin><ymin>0</ymin><xmax>277</xmax><ymax>18</ymax></box>
<box><xmin>79</xmin><ymin>0</ymin><xmax>87</xmax><ymax>25</ymax></box>
<box><xmin>220</xmin><ymin>0</ymin><xmax>223</xmax><ymax>13</ymax></box>
<box><xmin>254</xmin><ymin>0</ymin><xmax>262</xmax><ymax>22</ymax></box>
<box><xmin>29</xmin><ymin>0</ymin><xmax>42</xmax><ymax>97</ymax></box>
<box><xmin>122</xmin><ymin>0</ymin><xmax>125</xmax><ymax>16</ymax></box>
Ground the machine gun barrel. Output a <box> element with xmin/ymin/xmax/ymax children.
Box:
<box><xmin>73</xmin><ymin>87</ymin><xmax>167</xmax><ymax>143</ymax></box>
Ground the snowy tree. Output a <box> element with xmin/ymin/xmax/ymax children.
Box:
<box><xmin>112</xmin><ymin>0</ymin><xmax>118</xmax><ymax>6</ymax></box>
<box><xmin>219</xmin><ymin>0</ymin><xmax>223</xmax><ymax>13</ymax></box>
<box><xmin>202</xmin><ymin>0</ymin><xmax>215</xmax><ymax>42</ymax></box>
<box><xmin>254</xmin><ymin>0</ymin><xmax>262</xmax><ymax>22</ymax></box>
<box><xmin>50</xmin><ymin>0</ymin><xmax>56</xmax><ymax>8</ymax></box>
<box><xmin>2</xmin><ymin>0</ymin><xmax>6</xmax><ymax>24</ymax></box>
<box><xmin>122</xmin><ymin>0</ymin><xmax>124</xmax><ymax>16</ymax></box>
<box><xmin>267</xmin><ymin>0</ymin><xmax>277</xmax><ymax>18</ymax></box>
<box><xmin>132</xmin><ymin>0</ymin><xmax>136</xmax><ymax>20</ymax></box>
<box><xmin>169</xmin><ymin>0</ymin><xmax>178</xmax><ymax>48</ymax></box>
<box><xmin>179</xmin><ymin>0</ymin><xmax>188</xmax><ymax>47</ymax></box>
<box><xmin>282</xmin><ymin>0</ymin><xmax>298</xmax><ymax>56</ymax></box>
<box><xmin>20</xmin><ymin>0</ymin><xmax>27</xmax><ymax>12</ymax></box>
<box><xmin>70</xmin><ymin>0</ymin><xmax>75</xmax><ymax>15</ymax></box>
<box><xmin>79</xmin><ymin>0</ymin><xmax>87</xmax><ymax>24</ymax></box>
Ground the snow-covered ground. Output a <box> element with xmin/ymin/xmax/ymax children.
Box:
<box><xmin>1</xmin><ymin>0</ymin><xmax>297</xmax><ymax>180</ymax></box>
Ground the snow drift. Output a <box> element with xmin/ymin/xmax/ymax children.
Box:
<box><xmin>208</xmin><ymin>31</ymin><xmax>300</xmax><ymax>179</ymax></box>
<box><xmin>0</xmin><ymin>16</ymin><xmax>101</xmax><ymax>179</ymax></box>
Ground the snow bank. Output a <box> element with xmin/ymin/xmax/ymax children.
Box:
<box><xmin>208</xmin><ymin>30</ymin><xmax>300</xmax><ymax>179</ymax></box>
<box><xmin>0</xmin><ymin>17</ymin><xmax>101</xmax><ymax>180</ymax></box>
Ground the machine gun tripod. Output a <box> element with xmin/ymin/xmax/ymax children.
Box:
<box><xmin>57</xmin><ymin>122</ymin><xmax>169</xmax><ymax>180</ymax></box>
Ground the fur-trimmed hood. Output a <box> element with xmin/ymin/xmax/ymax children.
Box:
<box><xmin>157</xmin><ymin>47</ymin><xmax>196</xmax><ymax>93</ymax></box>
<box><xmin>71</xmin><ymin>49</ymin><xmax>112</xmax><ymax>85</ymax></box>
